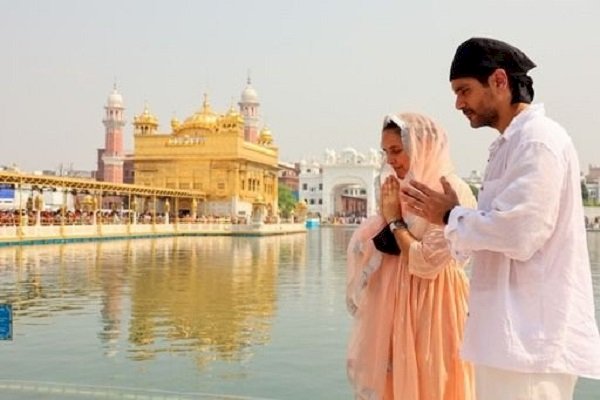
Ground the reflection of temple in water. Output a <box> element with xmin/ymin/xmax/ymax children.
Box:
<box><xmin>96</xmin><ymin>241</ymin><xmax>130</xmax><ymax>357</ymax></box>
<box><xmin>0</xmin><ymin>234</ymin><xmax>307</xmax><ymax>368</ymax></box>
<box><xmin>0</xmin><ymin>244</ymin><xmax>100</xmax><ymax>316</ymax></box>
<box><xmin>126</xmin><ymin>235</ymin><xmax>306</xmax><ymax>368</ymax></box>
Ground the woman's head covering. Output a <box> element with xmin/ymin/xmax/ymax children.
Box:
<box><xmin>381</xmin><ymin>112</ymin><xmax>454</xmax><ymax>194</ymax></box>
<box><xmin>449</xmin><ymin>37</ymin><xmax>536</xmax><ymax>104</ymax></box>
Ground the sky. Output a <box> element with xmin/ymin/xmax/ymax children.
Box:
<box><xmin>1</xmin><ymin>0</ymin><xmax>599</xmax><ymax>178</ymax></box>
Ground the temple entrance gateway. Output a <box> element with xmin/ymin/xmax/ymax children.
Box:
<box><xmin>326</xmin><ymin>181</ymin><xmax>370</xmax><ymax>222</ymax></box>
<box><xmin>299</xmin><ymin>148</ymin><xmax>381</xmax><ymax>222</ymax></box>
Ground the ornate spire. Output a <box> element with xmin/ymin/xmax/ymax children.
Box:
<box><xmin>201</xmin><ymin>93</ymin><xmax>215</xmax><ymax>115</ymax></box>
<box><xmin>227</xmin><ymin>97</ymin><xmax>237</xmax><ymax>114</ymax></box>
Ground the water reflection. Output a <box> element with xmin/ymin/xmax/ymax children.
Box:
<box><xmin>588</xmin><ymin>232</ymin><xmax>600</xmax><ymax>265</ymax></box>
<box><xmin>0</xmin><ymin>230</ymin><xmax>598</xmax><ymax>399</ymax></box>
<box><xmin>0</xmin><ymin>234</ymin><xmax>307</xmax><ymax>371</ymax></box>
<box><xmin>589</xmin><ymin>232</ymin><xmax>600</xmax><ymax>323</ymax></box>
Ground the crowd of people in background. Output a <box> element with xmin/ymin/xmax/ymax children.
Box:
<box><xmin>586</xmin><ymin>216</ymin><xmax>600</xmax><ymax>230</ymax></box>
<box><xmin>0</xmin><ymin>209</ymin><xmax>265</xmax><ymax>227</ymax></box>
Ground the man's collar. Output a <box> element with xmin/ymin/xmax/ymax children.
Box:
<box><xmin>502</xmin><ymin>103</ymin><xmax>544</xmax><ymax>141</ymax></box>
<box><xmin>488</xmin><ymin>104</ymin><xmax>544</xmax><ymax>154</ymax></box>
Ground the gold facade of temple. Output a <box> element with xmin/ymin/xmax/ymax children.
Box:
<box><xmin>133</xmin><ymin>91</ymin><xmax>279</xmax><ymax>218</ymax></box>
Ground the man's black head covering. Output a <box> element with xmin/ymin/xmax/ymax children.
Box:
<box><xmin>449</xmin><ymin>37</ymin><xmax>537</xmax><ymax>104</ymax></box>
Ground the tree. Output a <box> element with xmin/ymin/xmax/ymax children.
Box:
<box><xmin>581</xmin><ymin>180</ymin><xmax>589</xmax><ymax>203</ymax></box>
<box><xmin>469</xmin><ymin>184</ymin><xmax>479</xmax><ymax>200</ymax></box>
<box><xmin>278</xmin><ymin>185</ymin><xmax>296</xmax><ymax>218</ymax></box>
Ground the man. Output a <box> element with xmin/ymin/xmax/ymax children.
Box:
<box><xmin>401</xmin><ymin>37</ymin><xmax>600</xmax><ymax>399</ymax></box>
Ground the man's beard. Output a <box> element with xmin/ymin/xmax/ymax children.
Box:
<box><xmin>465</xmin><ymin>106</ymin><xmax>498</xmax><ymax>128</ymax></box>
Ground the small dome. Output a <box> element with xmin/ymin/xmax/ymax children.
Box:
<box><xmin>258</xmin><ymin>126</ymin><xmax>273</xmax><ymax>145</ymax></box>
<box><xmin>240</xmin><ymin>77</ymin><xmax>259</xmax><ymax>103</ymax></box>
<box><xmin>171</xmin><ymin>115</ymin><xmax>181</xmax><ymax>131</ymax></box>
<box><xmin>133</xmin><ymin>104</ymin><xmax>159</xmax><ymax>126</ymax></box>
<box><xmin>220</xmin><ymin>105</ymin><xmax>243</xmax><ymax>129</ymax></box>
<box><xmin>226</xmin><ymin>104</ymin><xmax>241</xmax><ymax>117</ymax></box>
<box><xmin>107</xmin><ymin>87</ymin><xmax>123</xmax><ymax>108</ymax></box>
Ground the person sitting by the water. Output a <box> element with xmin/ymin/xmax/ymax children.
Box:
<box><xmin>346</xmin><ymin>112</ymin><xmax>476</xmax><ymax>399</ymax></box>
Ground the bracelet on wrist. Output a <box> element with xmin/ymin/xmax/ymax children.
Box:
<box><xmin>388</xmin><ymin>218</ymin><xmax>408</xmax><ymax>232</ymax></box>
<box><xmin>386</xmin><ymin>216</ymin><xmax>402</xmax><ymax>224</ymax></box>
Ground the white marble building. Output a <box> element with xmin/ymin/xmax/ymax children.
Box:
<box><xmin>298</xmin><ymin>148</ymin><xmax>382</xmax><ymax>219</ymax></box>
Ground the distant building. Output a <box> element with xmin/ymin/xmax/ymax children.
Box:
<box><xmin>586</xmin><ymin>164</ymin><xmax>600</xmax><ymax>182</ymax></box>
<box><xmin>299</xmin><ymin>160</ymin><xmax>322</xmax><ymax>214</ymax></box>
<box><xmin>298</xmin><ymin>148</ymin><xmax>381</xmax><ymax>220</ymax></box>
<box><xmin>123</xmin><ymin>157</ymin><xmax>135</xmax><ymax>184</ymax></box>
<box><xmin>0</xmin><ymin>164</ymin><xmax>20</xmax><ymax>173</ymax></box>
<box><xmin>278</xmin><ymin>161</ymin><xmax>299</xmax><ymax>200</ymax></box>
<box><xmin>586</xmin><ymin>181</ymin><xmax>599</xmax><ymax>203</ymax></box>
<box><xmin>42</xmin><ymin>168</ymin><xmax>93</xmax><ymax>179</ymax></box>
<box><xmin>340</xmin><ymin>185</ymin><xmax>367</xmax><ymax>217</ymax></box>
<box><xmin>584</xmin><ymin>165</ymin><xmax>600</xmax><ymax>204</ymax></box>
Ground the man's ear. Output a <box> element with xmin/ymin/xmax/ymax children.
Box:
<box><xmin>491</xmin><ymin>68</ymin><xmax>509</xmax><ymax>90</ymax></box>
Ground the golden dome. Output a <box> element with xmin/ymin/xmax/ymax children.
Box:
<box><xmin>133</xmin><ymin>104</ymin><xmax>159</xmax><ymax>126</ymax></box>
<box><xmin>226</xmin><ymin>104</ymin><xmax>240</xmax><ymax>117</ymax></box>
<box><xmin>219</xmin><ymin>104</ymin><xmax>244</xmax><ymax>131</ymax></box>
<box><xmin>258</xmin><ymin>125</ymin><xmax>273</xmax><ymax>145</ymax></box>
<box><xmin>180</xmin><ymin>93</ymin><xmax>219</xmax><ymax>130</ymax></box>
<box><xmin>171</xmin><ymin>115</ymin><xmax>181</xmax><ymax>131</ymax></box>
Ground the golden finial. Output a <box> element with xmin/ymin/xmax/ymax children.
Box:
<box><xmin>228</xmin><ymin>97</ymin><xmax>237</xmax><ymax>114</ymax></box>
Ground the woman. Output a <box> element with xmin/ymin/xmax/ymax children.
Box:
<box><xmin>346</xmin><ymin>113</ymin><xmax>476</xmax><ymax>399</ymax></box>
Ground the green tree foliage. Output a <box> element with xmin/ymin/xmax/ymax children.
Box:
<box><xmin>581</xmin><ymin>180</ymin><xmax>589</xmax><ymax>202</ymax></box>
<box><xmin>469</xmin><ymin>184</ymin><xmax>479</xmax><ymax>200</ymax></box>
<box><xmin>278</xmin><ymin>185</ymin><xmax>296</xmax><ymax>218</ymax></box>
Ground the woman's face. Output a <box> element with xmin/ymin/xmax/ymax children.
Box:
<box><xmin>381</xmin><ymin>128</ymin><xmax>410</xmax><ymax>179</ymax></box>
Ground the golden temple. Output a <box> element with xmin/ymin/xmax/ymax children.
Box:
<box><xmin>132</xmin><ymin>79</ymin><xmax>279</xmax><ymax>219</ymax></box>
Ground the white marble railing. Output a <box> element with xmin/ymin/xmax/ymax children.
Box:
<box><xmin>0</xmin><ymin>222</ymin><xmax>307</xmax><ymax>245</ymax></box>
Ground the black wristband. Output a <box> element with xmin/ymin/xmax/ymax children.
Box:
<box><xmin>442</xmin><ymin>208</ymin><xmax>453</xmax><ymax>225</ymax></box>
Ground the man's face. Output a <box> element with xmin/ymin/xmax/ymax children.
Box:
<box><xmin>451</xmin><ymin>76</ymin><xmax>499</xmax><ymax>129</ymax></box>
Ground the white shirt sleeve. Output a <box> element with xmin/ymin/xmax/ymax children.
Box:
<box><xmin>445</xmin><ymin>141</ymin><xmax>564</xmax><ymax>262</ymax></box>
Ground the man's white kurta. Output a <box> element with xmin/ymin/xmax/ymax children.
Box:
<box><xmin>445</xmin><ymin>104</ymin><xmax>600</xmax><ymax>378</ymax></box>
